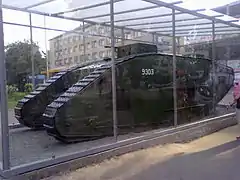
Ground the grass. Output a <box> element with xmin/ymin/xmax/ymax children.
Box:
<box><xmin>8</xmin><ymin>92</ymin><xmax>27</xmax><ymax>109</ymax></box>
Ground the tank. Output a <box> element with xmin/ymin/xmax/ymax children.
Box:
<box><xmin>42</xmin><ymin>50</ymin><xmax>234</xmax><ymax>143</ymax></box>
<box><xmin>14</xmin><ymin>60</ymin><xmax>106</xmax><ymax>129</ymax></box>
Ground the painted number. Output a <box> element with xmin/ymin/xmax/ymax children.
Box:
<box><xmin>141</xmin><ymin>69</ymin><xmax>154</xmax><ymax>76</ymax></box>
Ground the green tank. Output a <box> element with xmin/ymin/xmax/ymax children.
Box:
<box><xmin>43</xmin><ymin>49</ymin><xmax>234</xmax><ymax>143</ymax></box>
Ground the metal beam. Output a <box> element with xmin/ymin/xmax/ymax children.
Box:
<box><xmin>110</xmin><ymin>0</ymin><xmax>118</xmax><ymax>141</ymax></box>
<box><xmin>172</xmin><ymin>8</ymin><xmax>177</xmax><ymax>127</ymax></box>
<box><xmin>141</xmin><ymin>20</ymin><xmax>239</xmax><ymax>30</ymax></box>
<box><xmin>44</xmin><ymin>16</ymin><xmax>49</xmax><ymax>80</ymax></box>
<box><xmin>125</xmin><ymin>15</ymin><xmax>223</xmax><ymax>27</ymax></box>
<box><xmin>142</xmin><ymin>0</ymin><xmax>240</xmax><ymax>29</ymax></box>
<box><xmin>54</xmin><ymin>0</ymin><xmax>124</xmax><ymax>16</ymax></box>
<box><xmin>29</xmin><ymin>13</ymin><xmax>35</xmax><ymax>90</ymax></box>
<box><xmin>142</xmin><ymin>21</ymin><xmax>214</xmax><ymax>30</ymax></box>
<box><xmin>24</xmin><ymin>0</ymin><xmax>57</xmax><ymax>9</ymax></box>
<box><xmin>126</xmin><ymin>17</ymin><xmax>202</xmax><ymax>27</ymax></box>
<box><xmin>176</xmin><ymin>32</ymin><xmax>240</xmax><ymax>37</ymax></box>
<box><xmin>78</xmin><ymin>1</ymin><xmax>182</xmax><ymax>20</ymax></box>
<box><xmin>0</xmin><ymin>0</ymin><xmax>10</xmax><ymax>170</ymax></box>
<box><xmin>212</xmin><ymin>20</ymin><xmax>216</xmax><ymax>114</ymax></box>
<box><xmin>1</xmin><ymin>4</ymin><xmax>172</xmax><ymax>38</ymax></box>
<box><xmin>175</xmin><ymin>28</ymin><xmax>240</xmax><ymax>35</ymax></box>
<box><xmin>3</xmin><ymin>20</ymin><xmax>167</xmax><ymax>45</ymax></box>
<box><xmin>156</xmin><ymin>25</ymin><xmax>230</xmax><ymax>33</ymax></box>
<box><xmin>103</xmin><ymin>8</ymin><xmax>205</xmax><ymax>24</ymax></box>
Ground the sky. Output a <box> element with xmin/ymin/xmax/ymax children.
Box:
<box><xmin>2</xmin><ymin>0</ymin><xmax>239</xmax><ymax>52</ymax></box>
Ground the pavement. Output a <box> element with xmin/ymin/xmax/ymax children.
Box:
<box><xmin>0</xmin><ymin>109</ymin><xmax>18</xmax><ymax>125</ymax></box>
<box><xmin>45</xmin><ymin>125</ymin><xmax>240</xmax><ymax>180</ymax></box>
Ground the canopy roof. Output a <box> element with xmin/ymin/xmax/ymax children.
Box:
<box><xmin>3</xmin><ymin>0</ymin><xmax>240</xmax><ymax>37</ymax></box>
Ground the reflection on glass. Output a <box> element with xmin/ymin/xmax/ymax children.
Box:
<box><xmin>42</xmin><ymin>53</ymin><xmax>234</xmax><ymax>143</ymax></box>
<box><xmin>176</xmin><ymin>56</ymin><xmax>234</xmax><ymax>124</ymax></box>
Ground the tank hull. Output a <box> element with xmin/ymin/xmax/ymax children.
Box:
<box><xmin>43</xmin><ymin>53</ymin><xmax>234</xmax><ymax>143</ymax></box>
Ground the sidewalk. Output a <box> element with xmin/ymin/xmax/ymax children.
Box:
<box><xmin>45</xmin><ymin>125</ymin><xmax>240</xmax><ymax>180</ymax></box>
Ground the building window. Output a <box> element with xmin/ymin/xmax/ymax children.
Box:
<box><xmin>92</xmin><ymin>52</ymin><xmax>98</xmax><ymax>60</ymax></box>
<box><xmin>68</xmin><ymin>57</ymin><xmax>73</xmax><ymax>64</ymax></box>
<box><xmin>115</xmin><ymin>36</ymin><xmax>121</xmax><ymax>43</ymax></box>
<box><xmin>80</xmin><ymin>55</ymin><xmax>84</xmax><ymax>62</ymax></box>
<box><xmin>64</xmin><ymin>48</ymin><xmax>67</xmax><ymax>55</ymax></box>
<box><xmin>87</xmin><ymin>43</ymin><xmax>91</xmax><ymax>49</ymax></box>
<box><xmin>59</xmin><ymin>59</ymin><xmax>63</xmax><ymax>66</ymax></box>
<box><xmin>108</xmin><ymin>50</ymin><xmax>111</xmax><ymax>57</ymax></box>
<box><xmin>72</xmin><ymin>35</ymin><xmax>77</xmax><ymax>42</ymax></box>
<box><xmin>79</xmin><ymin>44</ymin><xmax>84</xmax><ymax>52</ymax></box>
<box><xmin>73</xmin><ymin>45</ymin><xmax>77</xmax><ymax>52</ymax></box>
<box><xmin>99</xmin><ymin>51</ymin><xmax>105</xmax><ymax>58</ymax></box>
<box><xmin>68</xmin><ymin>37</ymin><xmax>72</xmax><ymax>43</ymax></box>
<box><xmin>55</xmin><ymin>60</ymin><xmax>59</xmax><ymax>66</ymax></box>
<box><xmin>99</xmin><ymin>39</ymin><xmax>105</xmax><ymax>46</ymax></box>
<box><xmin>64</xmin><ymin>58</ymin><xmax>68</xmax><ymax>64</ymax></box>
<box><xmin>74</xmin><ymin>56</ymin><xmax>78</xmax><ymax>64</ymax></box>
<box><xmin>87</xmin><ymin>54</ymin><xmax>91</xmax><ymax>60</ymax></box>
<box><xmin>78</xmin><ymin>35</ymin><xmax>83</xmax><ymax>41</ymax></box>
<box><xmin>106</xmin><ymin>38</ymin><xmax>111</xmax><ymax>45</ymax></box>
<box><xmin>92</xmin><ymin>41</ymin><xmax>97</xmax><ymax>48</ymax></box>
<box><xmin>99</xmin><ymin>27</ymin><xmax>105</xmax><ymax>34</ymax></box>
<box><xmin>68</xmin><ymin>47</ymin><xmax>72</xmax><ymax>54</ymax></box>
<box><xmin>124</xmin><ymin>32</ymin><xmax>132</xmax><ymax>39</ymax></box>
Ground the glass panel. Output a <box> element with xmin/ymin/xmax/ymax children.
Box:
<box><xmin>64</xmin><ymin>0</ymin><xmax>154</xmax><ymax>21</ymax></box>
<box><xmin>174</xmin><ymin>0</ymin><xmax>238</xmax><ymax>10</ymax></box>
<box><xmin>8</xmin><ymin>13</ymin><xmax>116</xmax><ymax>168</ymax></box>
<box><xmin>3</xmin><ymin>0</ymin><xmax>47</xmax><ymax>8</ymax></box>
<box><xmin>116</xmin><ymin>52</ymin><xmax>174</xmax><ymax>136</ymax></box>
<box><xmin>3</xmin><ymin>9</ymin><xmax>29</xmax><ymax>25</ymax></box>
<box><xmin>178</xmin><ymin>31</ymin><xmax>235</xmax><ymax>126</ymax></box>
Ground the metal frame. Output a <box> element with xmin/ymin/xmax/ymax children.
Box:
<box><xmin>212</xmin><ymin>20</ymin><xmax>216</xmax><ymax>114</ymax></box>
<box><xmin>123</xmin><ymin>15</ymin><xmax>223</xmax><ymax>27</ymax></box>
<box><xmin>0</xmin><ymin>0</ymin><xmax>10</xmax><ymax>170</ymax></box>
<box><xmin>29</xmin><ymin>13</ymin><xmax>36</xmax><ymax>90</ymax></box>
<box><xmin>172</xmin><ymin>8</ymin><xmax>177</xmax><ymax>126</ymax></box>
<box><xmin>110</xmin><ymin>0</ymin><xmax>118</xmax><ymax>141</ymax></box>
<box><xmin>103</xmin><ymin>9</ymin><xmax>206</xmax><ymax>24</ymax></box>
<box><xmin>0</xmin><ymin>0</ymin><xmax>240</xmax><ymax>178</ymax></box>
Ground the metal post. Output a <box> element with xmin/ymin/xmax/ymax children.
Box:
<box><xmin>0</xmin><ymin>0</ymin><xmax>10</xmax><ymax>170</ymax></box>
<box><xmin>226</xmin><ymin>5</ymin><xmax>231</xmax><ymax>64</ymax></box>
<box><xmin>110</xmin><ymin>0</ymin><xmax>118</xmax><ymax>140</ymax></box>
<box><xmin>44</xmin><ymin>16</ymin><xmax>49</xmax><ymax>79</ymax></box>
<box><xmin>83</xmin><ymin>21</ymin><xmax>86</xmax><ymax>61</ymax></box>
<box><xmin>177</xmin><ymin>37</ymin><xmax>180</xmax><ymax>54</ymax></box>
<box><xmin>152</xmin><ymin>33</ymin><xmax>155</xmax><ymax>44</ymax></box>
<box><xmin>172</xmin><ymin>9</ymin><xmax>177</xmax><ymax>126</ymax></box>
<box><xmin>29</xmin><ymin>13</ymin><xmax>35</xmax><ymax>90</ymax></box>
<box><xmin>212</xmin><ymin>20</ymin><xmax>216</xmax><ymax>114</ymax></box>
<box><xmin>121</xmin><ymin>28</ymin><xmax>124</xmax><ymax>46</ymax></box>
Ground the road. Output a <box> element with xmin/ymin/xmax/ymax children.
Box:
<box><xmin>46</xmin><ymin>125</ymin><xmax>240</xmax><ymax>180</ymax></box>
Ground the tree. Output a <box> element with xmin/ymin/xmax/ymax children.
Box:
<box><xmin>5</xmin><ymin>40</ymin><xmax>46</xmax><ymax>91</ymax></box>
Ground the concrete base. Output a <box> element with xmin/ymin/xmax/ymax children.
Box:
<box><xmin>12</xmin><ymin>113</ymin><xmax>237</xmax><ymax>180</ymax></box>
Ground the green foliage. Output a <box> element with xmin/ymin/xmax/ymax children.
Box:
<box><xmin>7</xmin><ymin>85</ymin><xmax>18</xmax><ymax>95</ymax></box>
<box><xmin>8</xmin><ymin>92</ymin><xmax>27</xmax><ymax>109</ymax></box>
<box><xmin>24</xmin><ymin>83</ymin><xmax>33</xmax><ymax>93</ymax></box>
<box><xmin>5</xmin><ymin>40</ymin><xmax>46</xmax><ymax>92</ymax></box>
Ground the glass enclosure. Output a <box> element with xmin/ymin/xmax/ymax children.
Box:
<box><xmin>0</xmin><ymin>0</ymin><xmax>239</xmax><ymax>178</ymax></box>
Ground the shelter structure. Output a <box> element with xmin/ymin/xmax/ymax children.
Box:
<box><xmin>0</xmin><ymin>0</ymin><xmax>239</xmax><ymax>178</ymax></box>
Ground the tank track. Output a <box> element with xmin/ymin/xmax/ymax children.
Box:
<box><xmin>43</xmin><ymin>62</ymin><xmax>113</xmax><ymax>140</ymax></box>
<box><xmin>14</xmin><ymin>61</ymin><xmax>104</xmax><ymax>129</ymax></box>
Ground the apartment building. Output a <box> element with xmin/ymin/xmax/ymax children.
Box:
<box><xmin>49</xmin><ymin>24</ymin><xmax>175</xmax><ymax>69</ymax></box>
